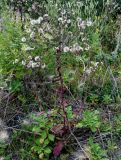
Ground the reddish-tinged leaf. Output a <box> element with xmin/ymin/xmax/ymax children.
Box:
<box><xmin>51</xmin><ymin>124</ymin><xmax>68</xmax><ymax>136</ymax></box>
<box><xmin>51</xmin><ymin>124</ymin><xmax>63</xmax><ymax>135</ymax></box>
<box><xmin>53</xmin><ymin>141</ymin><xmax>64</xmax><ymax>157</ymax></box>
<box><xmin>56</xmin><ymin>86</ymin><xmax>67</xmax><ymax>95</ymax></box>
<box><xmin>62</xmin><ymin>99</ymin><xmax>68</xmax><ymax>107</ymax></box>
<box><xmin>72</xmin><ymin>100</ymin><xmax>84</xmax><ymax>115</ymax></box>
<box><xmin>37</xmin><ymin>111</ymin><xmax>45</xmax><ymax>116</ymax></box>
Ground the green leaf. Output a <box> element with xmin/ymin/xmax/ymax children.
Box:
<box><xmin>9</xmin><ymin>80</ymin><xmax>22</xmax><ymax>92</ymax></box>
<box><xmin>44</xmin><ymin>139</ymin><xmax>49</xmax><ymax>146</ymax></box>
<box><xmin>47</xmin><ymin>122</ymin><xmax>53</xmax><ymax>128</ymax></box>
<box><xmin>31</xmin><ymin>146</ymin><xmax>41</xmax><ymax>152</ymax></box>
<box><xmin>35</xmin><ymin>138</ymin><xmax>41</xmax><ymax>145</ymax></box>
<box><xmin>32</xmin><ymin>126</ymin><xmax>40</xmax><ymax>133</ymax></box>
<box><xmin>76</xmin><ymin>122</ymin><xmax>83</xmax><ymax>128</ymax></box>
<box><xmin>48</xmin><ymin>134</ymin><xmax>55</xmax><ymax>142</ymax></box>
<box><xmin>41</xmin><ymin>131</ymin><xmax>47</xmax><ymax>139</ymax></box>
<box><xmin>44</xmin><ymin>147</ymin><xmax>51</xmax><ymax>154</ymax></box>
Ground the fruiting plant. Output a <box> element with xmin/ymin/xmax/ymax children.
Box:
<box><xmin>0</xmin><ymin>0</ymin><xmax>121</xmax><ymax>159</ymax></box>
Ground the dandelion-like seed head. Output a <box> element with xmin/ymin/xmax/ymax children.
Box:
<box><xmin>13</xmin><ymin>59</ymin><xmax>19</xmax><ymax>64</ymax></box>
<box><xmin>41</xmin><ymin>63</ymin><xmax>46</xmax><ymax>69</ymax></box>
<box><xmin>35</xmin><ymin>56</ymin><xmax>40</xmax><ymax>62</ymax></box>
<box><xmin>67</xmin><ymin>19</ymin><xmax>71</xmax><ymax>24</ymax></box>
<box><xmin>61</xmin><ymin>10</ymin><xmax>66</xmax><ymax>15</ymax></box>
<box><xmin>30</xmin><ymin>32</ymin><xmax>35</xmax><ymax>39</ymax></box>
<box><xmin>37</xmin><ymin>16</ymin><xmax>43</xmax><ymax>24</ymax></box>
<box><xmin>58</xmin><ymin>17</ymin><xmax>63</xmax><ymax>22</ymax></box>
<box><xmin>23</xmin><ymin>119</ymin><xmax>31</xmax><ymax>125</ymax></box>
<box><xmin>22</xmin><ymin>60</ymin><xmax>26</xmax><ymax>66</ymax></box>
<box><xmin>75</xmin><ymin>45</ymin><xmax>83</xmax><ymax>52</ymax></box>
<box><xmin>38</xmin><ymin>28</ymin><xmax>44</xmax><ymax>34</ymax></box>
<box><xmin>0</xmin><ymin>130</ymin><xmax>9</xmax><ymax>142</ymax></box>
<box><xmin>30</xmin><ymin>19</ymin><xmax>36</xmax><ymax>25</ymax></box>
<box><xmin>27</xmin><ymin>60</ymin><xmax>33</xmax><ymax>68</ymax></box>
<box><xmin>21</xmin><ymin>37</ymin><xmax>26</xmax><ymax>42</ymax></box>
<box><xmin>63</xmin><ymin>46</ymin><xmax>70</xmax><ymax>53</ymax></box>
<box><xmin>28</xmin><ymin>56</ymin><xmax>32</xmax><ymax>60</ymax></box>
<box><xmin>86</xmin><ymin>19</ymin><xmax>93</xmax><ymax>27</ymax></box>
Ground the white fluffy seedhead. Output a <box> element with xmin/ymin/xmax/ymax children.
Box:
<box><xmin>0</xmin><ymin>119</ymin><xmax>9</xmax><ymax>143</ymax></box>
